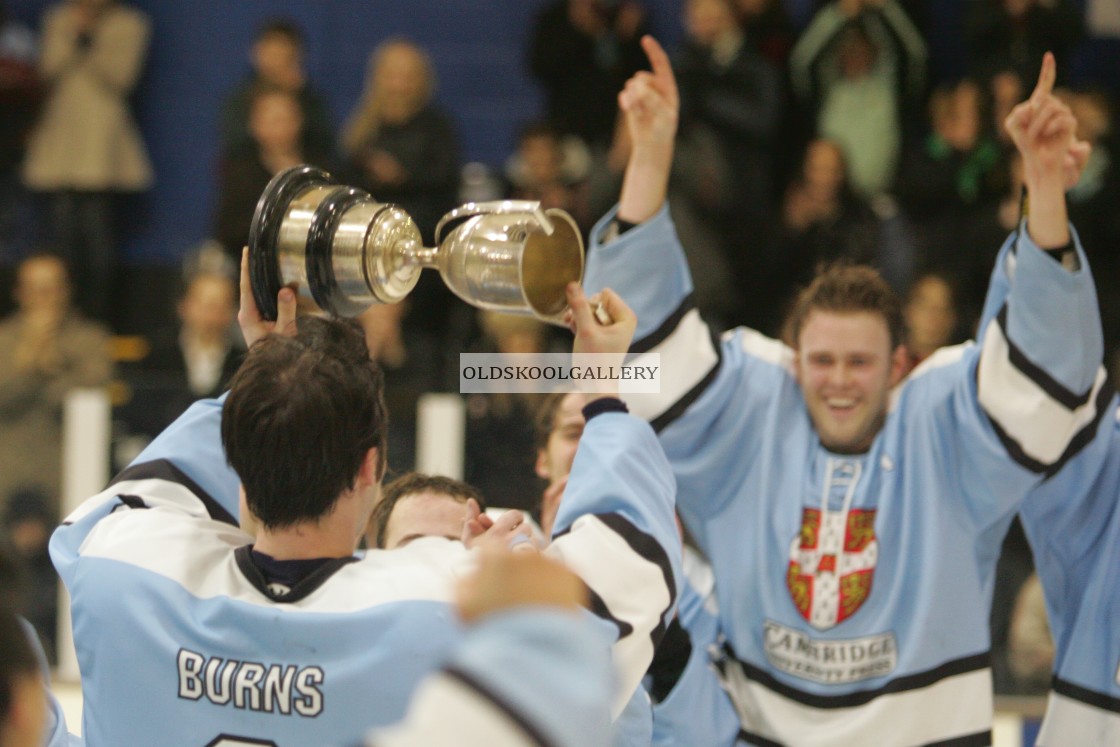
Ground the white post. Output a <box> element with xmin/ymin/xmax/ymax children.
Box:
<box><xmin>992</xmin><ymin>712</ymin><xmax>1024</xmax><ymax>747</ymax></box>
<box><xmin>415</xmin><ymin>393</ymin><xmax>466</xmax><ymax>479</ymax></box>
<box><xmin>55</xmin><ymin>388</ymin><xmax>111</xmax><ymax>683</ymax></box>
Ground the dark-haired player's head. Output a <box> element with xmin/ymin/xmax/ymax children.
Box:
<box><xmin>367</xmin><ymin>473</ymin><xmax>486</xmax><ymax>549</ymax></box>
<box><xmin>222</xmin><ymin>316</ymin><xmax>387</xmax><ymax>543</ymax></box>
<box><xmin>786</xmin><ymin>264</ymin><xmax>907</xmax><ymax>454</ymax></box>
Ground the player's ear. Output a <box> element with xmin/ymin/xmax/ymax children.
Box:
<box><xmin>359</xmin><ymin>447</ymin><xmax>384</xmax><ymax>485</ymax></box>
<box><xmin>534</xmin><ymin>449</ymin><xmax>550</xmax><ymax>480</ymax></box>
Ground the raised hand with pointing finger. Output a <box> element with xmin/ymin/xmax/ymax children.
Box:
<box><xmin>619</xmin><ymin>36</ymin><xmax>679</xmax><ymax>151</ymax></box>
<box><xmin>1003</xmin><ymin>52</ymin><xmax>1090</xmax><ymax>248</ymax></box>
<box><xmin>618</xmin><ymin>36</ymin><xmax>679</xmax><ymax>224</ymax></box>
<box><xmin>1005</xmin><ymin>54</ymin><xmax>1076</xmax><ymax>183</ymax></box>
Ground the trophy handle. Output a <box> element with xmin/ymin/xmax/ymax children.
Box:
<box><xmin>434</xmin><ymin>200</ymin><xmax>554</xmax><ymax>245</ymax></box>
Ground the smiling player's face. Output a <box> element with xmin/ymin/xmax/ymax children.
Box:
<box><xmin>795</xmin><ymin>310</ymin><xmax>905</xmax><ymax>454</ymax></box>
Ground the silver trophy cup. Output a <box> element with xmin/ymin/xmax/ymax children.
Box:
<box><xmin>248</xmin><ymin>165</ymin><xmax>584</xmax><ymax>325</ymax></box>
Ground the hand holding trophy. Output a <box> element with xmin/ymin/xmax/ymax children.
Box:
<box><xmin>247</xmin><ymin>165</ymin><xmax>586</xmax><ymax>325</ymax></box>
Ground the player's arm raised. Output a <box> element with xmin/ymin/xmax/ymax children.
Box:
<box><xmin>974</xmin><ymin>51</ymin><xmax>1107</xmax><ymax>482</ymax></box>
<box><xmin>974</xmin><ymin>53</ymin><xmax>1090</xmax><ymax>331</ymax></box>
<box><xmin>617</xmin><ymin>36</ymin><xmax>678</xmax><ymax>225</ymax></box>
<box><xmin>582</xmin><ymin>35</ymin><xmax>743</xmax><ymax>465</ymax></box>
<box><xmin>546</xmin><ymin>283</ymin><xmax>682</xmax><ymax>717</ymax></box>
<box><xmin>1004</xmin><ymin>52</ymin><xmax>1077</xmax><ymax>249</ymax></box>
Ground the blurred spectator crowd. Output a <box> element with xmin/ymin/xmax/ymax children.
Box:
<box><xmin>0</xmin><ymin>0</ymin><xmax>1117</xmax><ymax>695</ymax></box>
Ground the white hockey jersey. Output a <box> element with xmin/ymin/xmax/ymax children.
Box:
<box><xmin>51</xmin><ymin>397</ymin><xmax>681</xmax><ymax>747</ymax></box>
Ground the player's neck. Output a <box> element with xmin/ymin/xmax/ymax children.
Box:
<box><xmin>253</xmin><ymin>518</ymin><xmax>356</xmax><ymax>561</ymax></box>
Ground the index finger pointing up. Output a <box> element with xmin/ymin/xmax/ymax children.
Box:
<box><xmin>641</xmin><ymin>35</ymin><xmax>678</xmax><ymax>106</ymax></box>
<box><xmin>1030</xmin><ymin>52</ymin><xmax>1056</xmax><ymax>109</ymax></box>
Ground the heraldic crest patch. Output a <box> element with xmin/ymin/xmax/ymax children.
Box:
<box><xmin>787</xmin><ymin>506</ymin><xmax>878</xmax><ymax>630</ymax></box>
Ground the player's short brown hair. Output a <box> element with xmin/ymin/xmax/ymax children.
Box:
<box><xmin>784</xmin><ymin>263</ymin><xmax>904</xmax><ymax>350</ymax></box>
<box><xmin>368</xmin><ymin>473</ymin><xmax>485</xmax><ymax>549</ymax></box>
<box><xmin>533</xmin><ymin>392</ymin><xmax>572</xmax><ymax>452</ymax></box>
<box><xmin>223</xmin><ymin>316</ymin><xmax>387</xmax><ymax>530</ymax></box>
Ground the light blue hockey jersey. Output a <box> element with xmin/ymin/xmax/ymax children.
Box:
<box><xmin>363</xmin><ymin>609</ymin><xmax>613</xmax><ymax>747</ymax></box>
<box><xmin>51</xmin><ymin>396</ymin><xmax>681</xmax><ymax>747</ymax></box>
<box><xmin>1015</xmin><ymin>401</ymin><xmax>1120</xmax><ymax>745</ymax></box>
<box><xmin>584</xmin><ymin>205</ymin><xmax>1108</xmax><ymax>746</ymax></box>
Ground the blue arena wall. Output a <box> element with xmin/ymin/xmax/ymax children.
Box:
<box><xmin>4</xmin><ymin>0</ymin><xmax>685</xmax><ymax>265</ymax></box>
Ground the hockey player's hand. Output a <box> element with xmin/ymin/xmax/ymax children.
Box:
<box><xmin>1003</xmin><ymin>52</ymin><xmax>1084</xmax><ymax>248</ymax></box>
<box><xmin>238</xmin><ymin>247</ymin><xmax>298</xmax><ymax>348</ymax></box>
<box><xmin>462</xmin><ymin>499</ymin><xmax>535</xmax><ymax>553</ymax></box>
<box><xmin>617</xmin><ymin>36</ymin><xmax>677</xmax><ymax>224</ymax></box>
<box><xmin>565</xmin><ymin>284</ymin><xmax>636</xmax><ymax>356</ymax></box>
<box><xmin>564</xmin><ymin>283</ymin><xmax>637</xmax><ymax>398</ymax></box>
<box><xmin>1062</xmin><ymin>137</ymin><xmax>1091</xmax><ymax>191</ymax></box>
<box><xmin>456</xmin><ymin>548</ymin><xmax>587</xmax><ymax>624</ymax></box>
<box><xmin>619</xmin><ymin>36</ymin><xmax>678</xmax><ymax>151</ymax></box>
<box><xmin>1005</xmin><ymin>53</ymin><xmax>1082</xmax><ymax>192</ymax></box>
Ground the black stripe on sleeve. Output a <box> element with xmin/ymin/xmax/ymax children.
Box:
<box><xmin>1043</xmin><ymin>381</ymin><xmax>1114</xmax><ymax>477</ymax></box>
<box><xmin>115</xmin><ymin>495</ymin><xmax>148</xmax><ymax>511</ymax></box>
<box><xmin>581</xmin><ymin>397</ymin><xmax>628</xmax><ymax>421</ymax></box>
<box><xmin>650</xmin><ymin>326</ymin><xmax>725</xmax><ymax>434</ymax></box>
<box><xmin>631</xmin><ymin>293</ymin><xmax>696</xmax><ymax>354</ymax></box>
<box><xmin>586</xmin><ymin>588</ymin><xmax>634</xmax><ymax>639</ymax></box>
<box><xmin>646</xmin><ymin>616</ymin><xmax>693</xmax><ymax>703</ymax></box>
<box><xmin>986</xmin><ymin>376</ymin><xmax>1113</xmax><ymax>476</ymax></box>
<box><xmin>592</xmin><ymin>513</ymin><xmax>676</xmax><ymax>609</ymax></box>
<box><xmin>441</xmin><ymin>665</ymin><xmax>560</xmax><ymax>747</ymax></box>
<box><xmin>1052</xmin><ymin>675</ymin><xmax>1120</xmax><ymax>714</ymax></box>
<box><xmin>109</xmin><ymin>459</ymin><xmax>237</xmax><ymax>526</ymax></box>
<box><xmin>724</xmin><ymin>643</ymin><xmax>990</xmax><ymax>710</ymax></box>
<box><xmin>995</xmin><ymin>306</ymin><xmax>1097</xmax><ymax>411</ymax></box>
<box><xmin>553</xmin><ymin>512</ymin><xmax>677</xmax><ymax>648</ymax></box>
<box><xmin>986</xmin><ymin>416</ymin><xmax>1050</xmax><ymax>474</ymax></box>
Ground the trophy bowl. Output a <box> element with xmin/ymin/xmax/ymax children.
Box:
<box><xmin>249</xmin><ymin>165</ymin><xmax>586</xmax><ymax>326</ymax></box>
<box><xmin>434</xmin><ymin>201</ymin><xmax>584</xmax><ymax>325</ymax></box>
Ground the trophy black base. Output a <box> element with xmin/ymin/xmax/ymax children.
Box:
<box><xmin>247</xmin><ymin>164</ymin><xmax>336</xmax><ymax>321</ymax></box>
